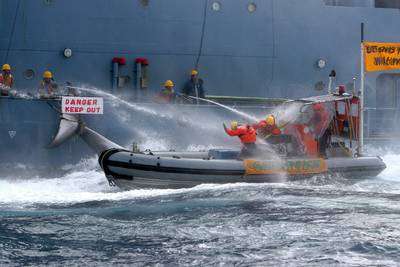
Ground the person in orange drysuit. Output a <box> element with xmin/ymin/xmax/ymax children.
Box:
<box><xmin>253</xmin><ymin>114</ymin><xmax>281</xmax><ymax>139</ymax></box>
<box><xmin>308</xmin><ymin>103</ymin><xmax>331</xmax><ymax>157</ymax></box>
<box><xmin>224</xmin><ymin>121</ymin><xmax>258</xmax><ymax>158</ymax></box>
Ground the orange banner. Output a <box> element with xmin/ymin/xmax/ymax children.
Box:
<box><xmin>364</xmin><ymin>42</ymin><xmax>400</xmax><ymax>72</ymax></box>
<box><xmin>244</xmin><ymin>158</ymin><xmax>327</xmax><ymax>175</ymax></box>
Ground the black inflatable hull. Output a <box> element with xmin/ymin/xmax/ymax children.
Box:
<box><xmin>99</xmin><ymin>149</ymin><xmax>387</xmax><ymax>189</ymax></box>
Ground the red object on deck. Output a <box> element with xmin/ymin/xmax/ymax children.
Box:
<box><xmin>112</xmin><ymin>57</ymin><xmax>126</xmax><ymax>65</ymax></box>
<box><xmin>225</xmin><ymin>125</ymin><xmax>257</xmax><ymax>144</ymax></box>
<box><xmin>135</xmin><ymin>57</ymin><xmax>149</xmax><ymax>65</ymax></box>
<box><xmin>338</xmin><ymin>85</ymin><xmax>346</xmax><ymax>95</ymax></box>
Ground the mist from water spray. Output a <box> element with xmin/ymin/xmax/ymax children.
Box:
<box><xmin>70</xmin><ymin>86</ymin><xmax>297</xmax><ymax>160</ymax></box>
<box><xmin>69</xmin><ymin>86</ymin><xmax>162</xmax><ymax>116</ymax></box>
<box><xmin>187</xmin><ymin>96</ymin><xmax>259</xmax><ymax>123</ymax></box>
<box><xmin>69</xmin><ymin>86</ymin><xmax>244</xmax><ymax>149</ymax></box>
<box><xmin>270</xmin><ymin>102</ymin><xmax>304</xmax><ymax>127</ymax></box>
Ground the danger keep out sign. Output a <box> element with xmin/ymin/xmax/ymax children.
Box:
<box><xmin>62</xmin><ymin>97</ymin><xmax>103</xmax><ymax>114</ymax></box>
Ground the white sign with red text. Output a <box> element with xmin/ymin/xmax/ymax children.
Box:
<box><xmin>62</xmin><ymin>97</ymin><xmax>103</xmax><ymax>114</ymax></box>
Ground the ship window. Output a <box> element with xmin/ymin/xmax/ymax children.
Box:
<box><xmin>211</xmin><ymin>2</ymin><xmax>221</xmax><ymax>11</ymax></box>
<box><xmin>248</xmin><ymin>3</ymin><xmax>257</xmax><ymax>13</ymax></box>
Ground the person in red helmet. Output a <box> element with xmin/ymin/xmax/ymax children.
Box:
<box><xmin>223</xmin><ymin>121</ymin><xmax>258</xmax><ymax>158</ymax></box>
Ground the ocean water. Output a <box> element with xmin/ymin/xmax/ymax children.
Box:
<box><xmin>1</xmin><ymin>152</ymin><xmax>400</xmax><ymax>266</ymax></box>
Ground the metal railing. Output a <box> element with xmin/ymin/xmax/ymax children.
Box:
<box><xmin>364</xmin><ymin>107</ymin><xmax>400</xmax><ymax>139</ymax></box>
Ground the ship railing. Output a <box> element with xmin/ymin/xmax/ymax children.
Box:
<box><xmin>364</xmin><ymin>107</ymin><xmax>400</xmax><ymax>140</ymax></box>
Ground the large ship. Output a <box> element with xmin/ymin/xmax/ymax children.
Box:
<box><xmin>0</xmin><ymin>0</ymin><xmax>399</xmax><ymax>174</ymax></box>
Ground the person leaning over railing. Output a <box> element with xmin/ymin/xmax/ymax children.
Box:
<box><xmin>39</xmin><ymin>71</ymin><xmax>58</xmax><ymax>98</ymax></box>
<box><xmin>0</xmin><ymin>64</ymin><xmax>14</xmax><ymax>96</ymax></box>
<box><xmin>154</xmin><ymin>80</ymin><xmax>177</xmax><ymax>104</ymax></box>
<box><xmin>181</xmin><ymin>69</ymin><xmax>205</xmax><ymax>103</ymax></box>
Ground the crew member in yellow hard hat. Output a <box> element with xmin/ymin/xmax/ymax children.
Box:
<box><xmin>39</xmin><ymin>70</ymin><xmax>58</xmax><ymax>97</ymax></box>
<box><xmin>253</xmin><ymin>114</ymin><xmax>282</xmax><ymax>138</ymax></box>
<box><xmin>182</xmin><ymin>69</ymin><xmax>205</xmax><ymax>102</ymax></box>
<box><xmin>224</xmin><ymin>121</ymin><xmax>258</xmax><ymax>158</ymax></box>
<box><xmin>155</xmin><ymin>80</ymin><xmax>176</xmax><ymax>103</ymax></box>
<box><xmin>0</xmin><ymin>64</ymin><xmax>14</xmax><ymax>92</ymax></box>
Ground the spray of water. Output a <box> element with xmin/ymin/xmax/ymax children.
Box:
<box><xmin>187</xmin><ymin>95</ymin><xmax>259</xmax><ymax>123</ymax></box>
<box><xmin>271</xmin><ymin>102</ymin><xmax>304</xmax><ymax>126</ymax></box>
<box><xmin>68</xmin><ymin>85</ymin><xmax>162</xmax><ymax>117</ymax></box>
<box><xmin>67</xmin><ymin>85</ymin><xmax>265</xmax><ymax>150</ymax></box>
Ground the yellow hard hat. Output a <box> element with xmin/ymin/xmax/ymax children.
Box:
<box><xmin>191</xmin><ymin>69</ymin><xmax>198</xmax><ymax>76</ymax></box>
<box><xmin>265</xmin><ymin>115</ymin><xmax>275</xmax><ymax>126</ymax></box>
<box><xmin>164</xmin><ymin>80</ymin><xmax>174</xmax><ymax>87</ymax></box>
<box><xmin>2</xmin><ymin>64</ymin><xmax>11</xmax><ymax>71</ymax></box>
<box><xmin>43</xmin><ymin>71</ymin><xmax>53</xmax><ymax>79</ymax></box>
<box><xmin>231</xmin><ymin>121</ymin><xmax>238</xmax><ymax>130</ymax></box>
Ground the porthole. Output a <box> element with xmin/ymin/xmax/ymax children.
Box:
<box><xmin>211</xmin><ymin>2</ymin><xmax>221</xmax><ymax>11</ymax></box>
<box><xmin>23</xmin><ymin>69</ymin><xmax>35</xmax><ymax>80</ymax></box>
<box><xmin>248</xmin><ymin>3</ymin><xmax>257</xmax><ymax>13</ymax></box>
<box><xmin>63</xmin><ymin>48</ymin><xmax>72</xmax><ymax>58</ymax></box>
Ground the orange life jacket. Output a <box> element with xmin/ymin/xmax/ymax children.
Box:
<box><xmin>0</xmin><ymin>74</ymin><xmax>13</xmax><ymax>88</ymax></box>
<box><xmin>253</xmin><ymin>120</ymin><xmax>281</xmax><ymax>137</ymax></box>
<box><xmin>226</xmin><ymin>125</ymin><xmax>257</xmax><ymax>144</ymax></box>
<box><xmin>155</xmin><ymin>89</ymin><xmax>174</xmax><ymax>103</ymax></box>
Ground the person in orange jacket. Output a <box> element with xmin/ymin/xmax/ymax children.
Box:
<box><xmin>155</xmin><ymin>80</ymin><xmax>176</xmax><ymax>103</ymax></box>
<box><xmin>253</xmin><ymin>114</ymin><xmax>281</xmax><ymax>139</ymax></box>
<box><xmin>224</xmin><ymin>121</ymin><xmax>257</xmax><ymax>158</ymax></box>
<box><xmin>0</xmin><ymin>64</ymin><xmax>14</xmax><ymax>95</ymax></box>
<box><xmin>308</xmin><ymin>103</ymin><xmax>331</xmax><ymax>157</ymax></box>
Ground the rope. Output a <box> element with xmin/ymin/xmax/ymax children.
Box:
<box><xmin>195</xmin><ymin>0</ymin><xmax>208</xmax><ymax>69</ymax></box>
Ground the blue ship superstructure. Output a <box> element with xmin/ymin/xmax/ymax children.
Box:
<box><xmin>0</xmin><ymin>0</ymin><xmax>399</xmax><ymax>173</ymax></box>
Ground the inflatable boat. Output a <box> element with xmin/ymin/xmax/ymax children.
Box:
<box><xmin>50</xmin><ymin>93</ymin><xmax>386</xmax><ymax>189</ymax></box>
<box><xmin>97</xmin><ymin>148</ymin><xmax>385</xmax><ymax>189</ymax></box>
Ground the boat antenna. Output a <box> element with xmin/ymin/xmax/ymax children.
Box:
<box><xmin>328</xmin><ymin>70</ymin><xmax>336</xmax><ymax>95</ymax></box>
<box><xmin>194</xmin><ymin>0</ymin><xmax>208</xmax><ymax>70</ymax></box>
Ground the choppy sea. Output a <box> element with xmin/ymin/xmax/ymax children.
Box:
<box><xmin>1</xmin><ymin>150</ymin><xmax>400</xmax><ymax>266</ymax></box>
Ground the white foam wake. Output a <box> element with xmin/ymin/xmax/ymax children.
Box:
<box><xmin>0</xmin><ymin>169</ymin><xmax>264</xmax><ymax>208</ymax></box>
<box><xmin>377</xmin><ymin>153</ymin><xmax>400</xmax><ymax>182</ymax></box>
<box><xmin>0</xmin><ymin>148</ymin><xmax>399</xmax><ymax>208</ymax></box>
